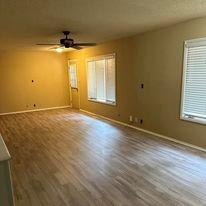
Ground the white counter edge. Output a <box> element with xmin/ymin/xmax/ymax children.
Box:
<box><xmin>0</xmin><ymin>134</ymin><xmax>11</xmax><ymax>162</ymax></box>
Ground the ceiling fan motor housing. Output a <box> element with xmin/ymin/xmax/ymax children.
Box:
<box><xmin>60</xmin><ymin>38</ymin><xmax>74</xmax><ymax>48</ymax></box>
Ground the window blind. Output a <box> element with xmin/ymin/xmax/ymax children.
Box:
<box><xmin>106</xmin><ymin>57</ymin><xmax>116</xmax><ymax>102</ymax></box>
<box><xmin>96</xmin><ymin>59</ymin><xmax>106</xmax><ymax>100</ymax></box>
<box><xmin>87</xmin><ymin>54</ymin><xmax>116</xmax><ymax>104</ymax></box>
<box><xmin>87</xmin><ymin>61</ymin><xmax>96</xmax><ymax>99</ymax></box>
<box><xmin>69</xmin><ymin>64</ymin><xmax>78</xmax><ymax>88</ymax></box>
<box><xmin>182</xmin><ymin>39</ymin><xmax>206</xmax><ymax>121</ymax></box>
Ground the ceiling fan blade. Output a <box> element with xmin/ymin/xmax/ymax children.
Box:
<box><xmin>36</xmin><ymin>43</ymin><xmax>61</xmax><ymax>46</ymax></box>
<box><xmin>72</xmin><ymin>45</ymin><xmax>82</xmax><ymax>50</ymax></box>
<box><xmin>73</xmin><ymin>43</ymin><xmax>96</xmax><ymax>47</ymax></box>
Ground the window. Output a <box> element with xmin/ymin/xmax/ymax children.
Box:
<box><xmin>69</xmin><ymin>63</ymin><xmax>78</xmax><ymax>88</ymax></box>
<box><xmin>181</xmin><ymin>38</ymin><xmax>206</xmax><ymax>124</ymax></box>
<box><xmin>87</xmin><ymin>54</ymin><xmax>116</xmax><ymax>105</ymax></box>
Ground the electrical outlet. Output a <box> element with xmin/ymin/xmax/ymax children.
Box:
<box><xmin>129</xmin><ymin>115</ymin><xmax>133</xmax><ymax>122</ymax></box>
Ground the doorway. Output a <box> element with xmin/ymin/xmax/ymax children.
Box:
<box><xmin>68</xmin><ymin>60</ymin><xmax>80</xmax><ymax>109</ymax></box>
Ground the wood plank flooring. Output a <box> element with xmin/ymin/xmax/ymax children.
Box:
<box><xmin>0</xmin><ymin>108</ymin><xmax>206</xmax><ymax>206</ymax></box>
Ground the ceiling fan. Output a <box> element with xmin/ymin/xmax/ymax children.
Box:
<box><xmin>36</xmin><ymin>31</ymin><xmax>96</xmax><ymax>51</ymax></box>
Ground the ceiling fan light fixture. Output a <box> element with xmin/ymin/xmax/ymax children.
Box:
<box><xmin>55</xmin><ymin>47</ymin><xmax>63</xmax><ymax>53</ymax></box>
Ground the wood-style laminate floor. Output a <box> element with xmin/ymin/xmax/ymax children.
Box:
<box><xmin>0</xmin><ymin>108</ymin><xmax>206</xmax><ymax>206</ymax></box>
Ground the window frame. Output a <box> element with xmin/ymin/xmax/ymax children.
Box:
<box><xmin>86</xmin><ymin>53</ymin><xmax>117</xmax><ymax>106</ymax></box>
<box><xmin>180</xmin><ymin>37</ymin><xmax>206</xmax><ymax>125</ymax></box>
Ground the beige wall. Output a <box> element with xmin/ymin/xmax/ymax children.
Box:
<box><xmin>67</xmin><ymin>17</ymin><xmax>206</xmax><ymax>149</ymax></box>
<box><xmin>0</xmin><ymin>51</ymin><xmax>70</xmax><ymax>113</ymax></box>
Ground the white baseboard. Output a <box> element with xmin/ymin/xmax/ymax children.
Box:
<box><xmin>80</xmin><ymin>109</ymin><xmax>206</xmax><ymax>153</ymax></box>
<box><xmin>0</xmin><ymin>105</ymin><xmax>71</xmax><ymax>116</ymax></box>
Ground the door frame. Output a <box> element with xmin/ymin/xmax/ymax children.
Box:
<box><xmin>68</xmin><ymin>59</ymin><xmax>80</xmax><ymax>109</ymax></box>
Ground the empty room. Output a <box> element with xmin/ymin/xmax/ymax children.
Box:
<box><xmin>1</xmin><ymin>1</ymin><xmax>206</xmax><ymax>205</ymax></box>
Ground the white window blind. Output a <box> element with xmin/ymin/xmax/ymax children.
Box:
<box><xmin>69</xmin><ymin>64</ymin><xmax>78</xmax><ymax>88</ymax></box>
<box><xmin>87</xmin><ymin>54</ymin><xmax>116</xmax><ymax>105</ymax></box>
<box><xmin>181</xmin><ymin>38</ymin><xmax>206</xmax><ymax>123</ymax></box>
<box><xmin>106</xmin><ymin>57</ymin><xmax>116</xmax><ymax>102</ymax></box>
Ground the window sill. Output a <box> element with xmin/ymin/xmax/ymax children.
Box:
<box><xmin>88</xmin><ymin>98</ymin><xmax>116</xmax><ymax>106</ymax></box>
<box><xmin>180</xmin><ymin>115</ymin><xmax>206</xmax><ymax>126</ymax></box>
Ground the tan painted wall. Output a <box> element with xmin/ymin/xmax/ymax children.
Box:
<box><xmin>67</xmin><ymin>17</ymin><xmax>206</xmax><ymax>149</ymax></box>
<box><xmin>0</xmin><ymin>52</ymin><xmax>70</xmax><ymax>113</ymax></box>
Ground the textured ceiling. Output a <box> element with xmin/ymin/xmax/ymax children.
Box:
<box><xmin>1</xmin><ymin>0</ymin><xmax>206</xmax><ymax>51</ymax></box>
